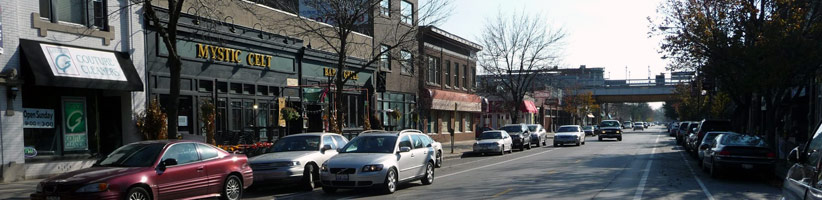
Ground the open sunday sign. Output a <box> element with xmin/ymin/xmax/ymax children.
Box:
<box><xmin>23</xmin><ymin>108</ymin><xmax>55</xmax><ymax>129</ymax></box>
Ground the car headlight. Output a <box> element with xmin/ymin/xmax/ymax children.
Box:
<box><xmin>601</xmin><ymin>130</ymin><xmax>605</xmax><ymax>134</ymax></box>
<box><xmin>616</xmin><ymin>130</ymin><xmax>621</xmax><ymax>134</ymax></box>
<box><xmin>270</xmin><ymin>161</ymin><xmax>301</xmax><ymax>167</ymax></box>
<box><xmin>321</xmin><ymin>163</ymin><xmax>328</xmax><ymax>171</ymax></box>
<box><xmin>362</xmin><ymin>164</ymin><xmax>384</xmax><ymax>172</ymax></box>
<box><xmin>75</xmin><ymin>183</ymin><xmax>108</xmax><ymax>193</ymax></box>
<box><xmin>36</xmin><ymin>183</ymin><xmax>43</xmax><ymax>193</ymax></box>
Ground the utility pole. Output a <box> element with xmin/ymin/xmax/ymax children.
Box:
<box><xmin>451</xmin><ymin>103</ymin><xmax>457</xmax><ymax>154</ymax></box>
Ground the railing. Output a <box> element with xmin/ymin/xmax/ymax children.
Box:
<box><xmin>587</xmin><ymin>78</ymin><xmax>691</xmax><ymax>88</ymax></box>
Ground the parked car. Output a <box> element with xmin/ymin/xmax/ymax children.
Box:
<box><xmin>633</xmin><ymin>122</ymin><xmax>644</xmax><ymax>131</ymax></box>
<box><xmin>554</xmin><ymin>125</ymin><xmax>586</xmax><ymax>146</ymax></box>
<box><xmin>30</xmin><ymin>140</ymin><xmax>253</xmax><ymax>200</ymax></box>
<box><xmin>362</xmin><ymin>130</ymin><xmax>442</xmax><ymax>168</ymax></box>
<box><xmin>669</xmin><ymin>121</ymin><xmax>680</xmax><ymax>136</ymax></box>
<box><xmin>598</xmin><ymin>120</ymin><xmax>623</xmax><ymax>141</ymax></box>
<box><xmin>696</xmin><ymin>131</ymin><xmax>726</xmax><ymax>163</ymax></box>
<box><xmin>583</xmin><ymin>125</ymin><xmax>596</xmax><ymax>136</ymax></box>
<box><xmin>676</xmin><ymin>121</ymin><xmax>692</xmax><ymax>145</ymax></box>
<box><xmin>473</xmin><ymin>130</ymin><xmax>513</xmax><ymax>155</ymax></box>
<box><xmin>500</xmin><ymin>124</ymin><xmax>532</xmax><ymax>151</ymax></box>
<box><xmin>476</xmin><ymin>126</ymin><xmax>494</xmax><ymax>139</ymax></box>
<box><xmin>623</xmin><ymin>121</ymin><xmax>633</xmax><ymax>129</ymax></box>
<box><xmin>320</xmin><ymin>129</ymin><xmax>436</xmax><ymax>194</ymax></box>
<box><xmin>684</xmin><ymin>122</ymin><xmax>701</xmax><ymax>147</ymax></box>
<box><xmin>691</xmin><ymin>119</ymin><xmax>732</xmax><ymax>155</ymax></box>
<box><xmin>784</xmin><ymin>123</ymin><xmax>822</xmax><ymax>200</ymax></box>
<box><xmin>248</xmin><ymin>133</ymin><xmax>348</xmax><ymax>190</ymax></box>
<box><xmin>701</xmin><ymin>132</ymin><xmax>775</xmax><ymax>178</ymax></box>
<box><xmin>527</xmin><ymin>124</ymin><xmax>548</xmax><ymax>147</ymax></box>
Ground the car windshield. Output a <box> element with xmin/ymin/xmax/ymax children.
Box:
<box><xmin>270</xmin><ymin>136</ymin><xmax>321</xmax><ymax>152</ymax></box>
<box><xmin>479</xmin><ymin>132</ymin><xmax>503</xmax><ymax>140</ymax></box>
<box><xmin>528</xmin><ymin>125</ymin><xmax>538</xmax><ymax>132</ymax></box>
<box><xmin>557</xmin><ymin>127</ymin><xmax>578</xmax><ymax>132</ymax></box>
<box><xmin>95</xmin><ymin>143</ymin><xmax>166</xmax><ymax>167</ymax></box>
<box><xmin>500</xmin><ymin>126</ymin><xmax>523</xmax><ymax>133</ymax></box>
<box><xmin>599</xmin><ymin>121</ymin><xmax>619</xmax><ymax>127</ymax></box>
<box><xmin>721</xmin><ymin>134</ymin><xmax>768</xmax><ymax>147</ymax></box>
<box><xmin>340</xmin><ymin>136</ymin><xmax>397</xmax><ymax>153</ymax></box>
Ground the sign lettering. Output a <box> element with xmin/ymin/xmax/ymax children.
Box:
<box><xmin>23</xmin><ymin>108</ymin><xmax>55</xmax><ymax>129</ymax></box>
<box><xmin>40</xmin><ymin>44</ymin><xmax>127</xmax><ymax>81</ymax></box>
<box><xmin>62</xmin><ymin>98</ymin><xmax>88</xmax><ymax>151</ymax></box>
<box><xmin>323</xmin><ymin>68</ymin><xmax>359</xmax><ymax>80</ymax></box>
<box><xmin>196</xmin><ymin>43</ymin><xmax>242</xmax><ymax>63</ymax></box>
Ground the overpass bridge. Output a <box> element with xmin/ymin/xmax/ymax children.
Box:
<box><xmin>574</xmin><ymin>79</ymin><xmax>690</xmax><ymax>103</ymax></box>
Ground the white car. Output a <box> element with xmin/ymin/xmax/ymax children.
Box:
<box><xmin>554</xmin><ymin>125</ymin><xmax>586</xmax><ymax>146</ymax></box>
<box><xmin>527</xmin><ymin>124</ymin><xmax>548</xmax><ymax>147</ymax></box>
<box><xmin>473</xmin><ymin>130</ymin><xmax>513</xmax><ymax>155</ymax></box>
<box><xmin>248</xmin><ymin>133</ymin><xmax>348</xmax><ymax>190</ymax></box>
<box><xmin>363</xmin><ymin>130</ymin><xmax>443</xmax><ymax>168</ymax></box>
<box><xmin>320</xmin><ymin>130</ymin><xmax>436</xmax><ymax>194</ymax></box>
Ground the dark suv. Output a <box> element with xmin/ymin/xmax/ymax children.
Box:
<box><xmin>597</xmin><ymin>120</ymin><xmax>623</xmax><ymax>141</ymax></box>
<box><xmin>687</xmin><ymin>119</ymin><xmax>731</xmax><ymax>155</ymax></box>
<box><xmin>500</xmin><ymin>124</ymin><xmax>532</xmax><ymax>151</ymax></box>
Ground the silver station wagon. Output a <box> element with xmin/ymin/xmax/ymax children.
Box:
<box><xmin>320</xmin><ymin>129</ymin><xmax>436</xmax><ymax>194</ymax></box>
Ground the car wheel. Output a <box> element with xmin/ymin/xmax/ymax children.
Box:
<box><xmin>301</xmin><ymin>164</ymin><xmax>317</xmax><ymax>191</ymax></box>
<box><xmin>576</xmin><ymin>139</ymin><xmax>581</xmax><ymax>146</ymax></box>
<box><xmin>527</xmin><ymin>142</ymin><xmax>532</xmax><ymax>149</ymax></box>
<box><xmin>520</xmin><ymin>144</ymin><xmax>525</xmax><ymax>151</ymax></box>
<box><xmin>535</xmin><ymin>139</ymin><xmax>541</xmax><ymax>147</ymax></box>
<box><xmin>617</xmin><ymin>137</ymin><xmax>622</xmax><ymax>141</ymax></box>
<box><xmin>220</xmin><ymin>175</ymin><xmax>243</xmax><ymax>200</ymax></box>
<box><xmin>436</xmin><ymin>150</ymin><xmax>443</xmax><ymax>168</ymax></box>
<box><xmin>382</xmin><ymin>168</ymin><xmax>398</xmax><ymax>194</ymax></box>
<box><xmin>322</xmin><ymin>186</ymin><xmax>337</xmax><ymax>194</ymax></box>
<box><xmin>126</xmin><ymin>187</ymin><xmax>150</xmax><ymax>200</ymax></box>
<box><xmin>542</xmin><ymin>138</ymin><xmax>547</xmax><ymax>146</ymax></box>
<box><xmin>582</xmin><ymin>138</ymin><xmax>586</xmax><ymax>145</ymax></box>
<box><xmin>421</xmin><ymin>162</ymin><xmax>435</xmax><ymax>185</ymax></box>
<box><xmin>598</xmin><ymin>136</ymin><xmax>602</xmax><ymax>141</ymax></box>
<box><xmin>553</xmin><ymin>142</ymin><xmax>558</xmax><ymax>147</ymax></box>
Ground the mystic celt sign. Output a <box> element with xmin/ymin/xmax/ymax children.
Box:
<box><xmin>62</xmin><ymin>97</ymin><xmax>88</xmax><ymax>151</ymax></box>
<box><xmin>23</xmin><ymin>108</ymin><xmax>55</xmax><ymax>128</ymax></box>
<box><xmin>195</xmin><ymin>43</ymin><xmax>274</xmax><ymax>68</ymax></box>
<box><xmin>40</xmin><ymin>44</ymin><xmax>127</xmax><ymax>81</ymax></box>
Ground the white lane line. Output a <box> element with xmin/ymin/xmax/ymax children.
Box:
<box><xmin>633</xmin><ymin>134</ymin><xmax>660</xmax><ymax>200</ymax></box>
<box><xmin>678</xmin><ymin>147</ymin><xmax>715</xmax><ymax>200</ymax></box>
<box><xmin>439</xmin><ymin>148</ymin><xmax>560</xmax><ymax>179</ymax></box>
<box><xmin>446</xmin><ymin>156</ymin><xmax>498</xmax><ymax>168</ymax></box>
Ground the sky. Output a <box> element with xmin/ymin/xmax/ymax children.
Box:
<box><xmin>437</xmin><ymin>0</ymin><xmax>667</xmax><ymax>109</ymax></box>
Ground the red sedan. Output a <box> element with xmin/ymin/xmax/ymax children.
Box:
<box><xmin>30</xmin><ymin>140</ymin><xmax>253</xmax><ymax>200</ymax></box>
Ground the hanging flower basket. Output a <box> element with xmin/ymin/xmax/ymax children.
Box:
<box><xmin>282</xmin><ymin>107</ymin><xmax>300</xmax><ymax>121</ymax></box>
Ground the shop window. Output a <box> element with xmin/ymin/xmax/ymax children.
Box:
<box><xmin>257</xmin><ymin>102</ymin><xmax>269</xmax><ymax>140</ymax></box>
<box><xmin>465</xmin><ymin>113</ymin><xmax>472</xmax><ymax>131</ymax></box>
<box><xmin>231</xmin><ymin>101</ymin><xmax>243</xmax><ymax>131</ymax></box>
<box><xmin>444</xmin><ymin>60</ymin><xmax>451</xmax><ymax>86</ymax></box>
<box><xmin>230</xmin><ymin>83</ymin><xmax>242</xmax><ymax>94</ymax></box>
<box><xmin>216</xmin><ymin>98</ymin><xmax>227</xmax><ymax>139</ymax></box>
<box><xmin>455</xmin><ymin>112</ymin><xmax>461</xmax><ymax>132</ymax></box>
<box><xmin>199</xmin><ymin>80</ymin><xmax>213</xmax><ymax>92</ymax></box>
<box><xmin>159</xmin><ymin>95</ymin><xmax>193</xmax><ymax>133</ymax></box>
<box><xmin>243</xmin><ymin>84</ymin><xmax>256</xmax><ymax>95</ymax></box>
<box><xmin>441</xmin><ymin>112</ymin><xmax>450</xmax><ymax>133</ymax></box>
<box><xmin>181</xmin><ymin>78</ymin><xmax>192</xmax><ymax>91</ymax></box>
<box><xmin>428</xmin><ymin>111</ymin><xmax>438</xmax><ymax>134</ymax></box>
<box><xmin>39</xmin><ymin>0</ymin><xmax>108</xmax><ymax>30</ymax></box>
<box><xmin>270</xmin><ymin>86</ymin><xmax>280</xmax><ymax>96</ymax></box>
<box><xmin>401</xmin><ymin>50</ymin><xmax>413</xmax><ymax>74</ymax></box>
<box><xmin>400</xmin><ymin>0</ymin><xmax>413</xmax><ymax>24</ymax></box>
<box><xmin>217</xmin><ymin>81</ymin><xmax>228</xmax><ymax>93</ymax></box>
<box><xmin>258</xmin><ymin>86</ymin><xmax>269</xmax><ymax>96</ymax></box>
<box><xmin>158</xmin><ymin>76</ymin><xmax>171</xmax><ymax>89</ymax></box>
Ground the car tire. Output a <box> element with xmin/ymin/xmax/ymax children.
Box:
<box><xmin>421</xmin><ymin>162</ymin><xmax>435</xmax><ymax>185</ymax></box>
<box><xmin>598</xmin><ymin>136</ymin><xmax>602</xmax><ymax>141</ymax></box>
<box><xmin>553</xmin><ymin>142</ymin><xmax>558</xmax><ymax>147</ymax></box>
<box><xmin>499</xmin><ymin>146</ymin><xmax>505</xmax><ymax>155</ymax></box>
<box><xmin>582</xmin><ymin>138</ymin><xmax>586</xmax><ymax>145</ymax></box>
<box><xmin>527</xmin><ymin>142</ymin><xmax>532</xmax><ymax>149</ymax></box>
<box><xmin>436</xmin><ymin>151</ymin><xmax>443</xmax><ymax>168</ymax></box>
<box><xmin>617</xmin><ymin>137</ymin><xmax>622</xmax><ymax>141</ymax></box>
<box><xmin>301</xmin><ymin>164</ymin><xmax>317</xmax><ymax>191</ymax></box>
<box><xmin>535</xmin><ymin>139</ymin><xmax>541</xmax><ymax>147</ymax></box>
<box><xmin>382</xmin><ymin>168</ymin><xmax>398</xmax><ymax>194</ymax></box>
<box><xmin>520</xmin><ymin>144</ymin><xmax>525</xmax><ymax>151</ymax></box>
<box><xmin>126</xmin><ymin>186</ymin><xmax>150</xmax><ymax>200</ymax></box>
<box><xmin>220</xmin><ymin>175</ymin><xmax>243</xmax><ymax>200</ymax></box>
<box><xmin>322</xmin><ymin>186</ymin><xmax>337</xmax><ymax>194</ymax></box>
<box><xmin>576</xmin><ymin>140</ymin><xmax>581</xmax><ymax>146</ymax></box>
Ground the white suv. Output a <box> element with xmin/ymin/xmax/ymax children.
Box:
<box><xmin>320</xmin><ymin>130</ymin><xmax>436</xmax><ymax>194</ymax></box>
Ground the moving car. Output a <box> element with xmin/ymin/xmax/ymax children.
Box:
<box><xmin>31</xmin><ymin>140</ymin><xmax>253</xmax><ymax>200</ymax></box>
<box><xmin>473</xmin><ymin>130</ymin><xmax>513</xmax><ymax>155</ymax></box>
<box><xmin>623</xmin><ymin>121</ymin><xmax>633</xmax><ymax>129</ymax></box>
<box><xmin>500</xmin><ymin>124</ymin><xmax>532</xmax><ymax>151</ymax></box>
<box><xmin>784</xmin><ymin>123</ymin><xmax>822</xmax><ymax>200</ymax></box>
<box><xmin>701</xmin><ymin>132</ymin><xmax>775</xmax><ymax>178</ymax></box>
<box><xmin>583</xmin><ymin>125</ymin><xmax>596</xmax><ymax>136</ymax></box>
<box><xmin>320</xmin><ymin>130</ymin><xmax>436</xmax><ymax>194</ymax></box>
<box><xmin>633</xmin><ymin>122</ymin><xmax>644</xmax><ymax>131</ymax></box>
<box><xmin>598</xmin><ymin>120</ymin><xmax>623</xmax><ymax>141</ymax></box>
<box><xmin>554</xmin><ymin>125</ymin><xmax>586</xmax><ymax>146</ymax></box>
<box><xmin>527</xmin><ymin>124</ymin><xmax>548</xmax><ymax>147</ymax></box>
<box><xmin>248</xmin><ymin>133</ymin><xmax>348</xmax><ymax>190</ymax></box>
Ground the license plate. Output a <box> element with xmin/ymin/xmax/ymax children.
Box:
<box><xmin>336</xmin><ymin>174</ymin><xmax>348</xmax><ymax>181</ymax></box>
<box><xmin>742</xmin><ymin>164</ymin><xmax>753</xmax><ymax>169</ymax></box>
<box><xmin>47</xmin><ymin>196</ymin><xmax>60</xmax><ymax>200</ymax></box>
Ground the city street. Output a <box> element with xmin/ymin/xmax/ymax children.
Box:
<box><xmin>241</xmin><ymin>126</ymin><xmax>781</xmax><ymax>199</ymax></box>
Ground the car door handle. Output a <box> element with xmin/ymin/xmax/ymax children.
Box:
<box><xmin>197</xmin><ymin>166</ymin><xmax>205</xmax><ymax>172</ymax></box>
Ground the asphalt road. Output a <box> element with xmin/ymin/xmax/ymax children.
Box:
<box><xmin>242</xmin><ymin>127</ymin><xmax>782</xmax><ymax>200</ymax></box>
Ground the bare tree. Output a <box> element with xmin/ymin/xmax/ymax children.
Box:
<box><xmin>477</xmin><ymin>11</ymin><xmax>566</xmax><ymax>123</ymax></box>
<box><xmin>236</xmin><ymin>0</ymin><xmax>453</xmax><ymax>133</ymax></box>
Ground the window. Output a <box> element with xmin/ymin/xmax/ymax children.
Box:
<box><xmin>411</xmin><ymin>134</ymin><xmax>425</xmax><ymax>148</ymax></box>
<box><xmin>161</xmin><ymin>143</ymin><xmax>200</xmax><ymax>165</ymax></box>
<box><xmin>381</xmin><ymin>45</ymin><xmax>391</xmax><ymax>70</ymax></box>
<box><xmin>400</xmin><ymin>0</ymin><xmax>413</xmax><ymax>24</ymax></box>
<box><xmin>455</xmin><ymin>64</ymin><xmax>460</xmax><ymax>88</ymax></box>
<box><xmin>427</xmin><ymin>55</ymin><xmax>440</xmax><ymax>84</ymax></box>
<box><xmin>399</xmin><ymin>135</ymin><xmax>413</xmax><ymax>149</ymax></box>
<box><xmin>465</xmin><ymin>113</ymin><xmax>472</xmax><ymax>132</ymax></box>
<box><xmin>455</xmin><ymin>112</ymin><xmax>462</xmax><ymax>132</ymax></box>
<box><xmin>197</xmin><ymin>144</ymin><xmax>219</xmax><ymax>160</ymax></box>
<box><xmin>463</xmin><ymin>65</ymin><xmax>469</xmax><ymax>89</ymax></box>
<box><xmin>444</xmin><ymin>61</ymin><xmax>451</xmax><ymax>86</ymax></box>
<box><xmin>332</xmin><ymin>135</ymin><xmax>348</xmax><ymax>148</ymax></box>
<box><xmin>401</xmin><ymin>50</ymin><xmax>413</xmax><ymax>74</ymax></box>
<box><xmin>39</xmin><ymin>0</ymin><xmax>108</xmax><ymax>29</ymax></box>
<box><xmin>428</xmin><ymin>111</ymin><xmax>439</xmax><ymax>134</ymax></box>
<box><xmin>323</xmin><ymin>136</ymin><xmax>337</xmax><ymax>149</ymax></box>
<box><xmin>380</xmin><ymin>0</ymin><xmax>391</xmax><ymax>17</ymax></box>
<box><xmin>441</xmin><ymin>112</ymin><xmax>450</xmax><ymax>133</ymax></box>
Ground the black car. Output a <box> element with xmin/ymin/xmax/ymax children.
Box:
<box><xmin>597</xmin><ymin>120</ymin><xmax>623</xmax><ymax>141</ymax></box>
<box><xmin>500</xmin><ymin>124</ymin><xmax>531</xmax><ymax>151</ymax></box>
<box><xmin>784</xmin><ymin>123</ymin><xmax>822</xmax><ymax>200</ymax></box>
<box><xmin>701</xmin><ymin>132</ymin><xmax>775</xmax><ymax>178</ymax></box>
<box><xmin>689</xmin><ymin>119</ymin><xmax>731</xmax><ymax>156</ymax></box>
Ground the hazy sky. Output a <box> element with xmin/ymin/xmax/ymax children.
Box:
<box><xmin>438</xmin><ymin>0</ymin><xmax>667</xmax><ymax>109</ymax></box>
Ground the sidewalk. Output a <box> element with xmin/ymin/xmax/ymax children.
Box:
<box><xmin>439</xmin><ymin>132</ymin><xmax>554</xmax><ymax>160</ymax></box>
<box><xmin>0</xmin><ymin>179</ymin><xmax>39</xmax><ymax>200</ymax></box>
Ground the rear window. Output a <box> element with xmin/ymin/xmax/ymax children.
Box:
<box><xmin>557</xmin><ymin>127</ymin><xmax>579</xmax><ymax>132</ymax></box>
<box><xmin>721</xmin><ymin>134</ymin><xmax>768</xmax><ymax>147</ymax></box>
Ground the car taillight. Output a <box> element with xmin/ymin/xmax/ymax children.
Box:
<box><xmin>718</xmin><ymin>150</ymin><xmax>731</xmax><ymax>156</ymax></box>
<box><xmin>766</xmin><ymin>152</ymin><xmax>776</xmax><ymax>158</ymax></box>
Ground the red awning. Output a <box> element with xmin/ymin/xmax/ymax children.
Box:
<box><xmin>423</xmin><ymin>89</ymin><xmax>482</xmax><ymax>112</ymax></box>
<box><xmin>520</xmin><ymin>100</ymin><xmax>538</xmax><ymax>113</ymax></box>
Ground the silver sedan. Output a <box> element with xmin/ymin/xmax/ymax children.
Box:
<box><xmin>473</xmin><ymin>131</ymin><xmax>513</xmax><ymax>155</ymax></box>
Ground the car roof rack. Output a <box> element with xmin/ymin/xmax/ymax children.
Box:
<box><xmin>398</xmin><ymin>129</ymin><xmax>423</xmax><ymax>135</ymax></box>
<box><xmin>360</xmin><ymin>130</ymin><xmax>389</xmax><ymax>134</ymax></box>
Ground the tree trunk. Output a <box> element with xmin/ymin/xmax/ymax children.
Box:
<box><xmin>335</xmin><ymin>42</ymin><xmax>347</xmax><ymax>134</ymax></box>
<box><xmin>167</xmin><ymin>55</ymin><xmax>182</xmax><ymax>139</ymax></box>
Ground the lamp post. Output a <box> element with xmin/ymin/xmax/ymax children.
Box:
<box><xmin>252</xmin><ymin>103</ymin><xmax>260</xmax><ymax>143</ymax></box>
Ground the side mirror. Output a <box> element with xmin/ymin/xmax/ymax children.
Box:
<box><xmin>789</xmin><ymin>147</ymin><xmax>804</xmax><ymax>163</ymax></box>
<box><xmin>156</xmin><ymin>158</ymin><xmax>178</xmax><ymax>173</ymax></box>
<box><xmin>399</xmin><ymin>147</ymin><xmax>411</xmax><ymax>153</ymax></box>
<box><xmin>321</xmin><ymin>145</ymin><xmax>333</xmax><ymax>153</ymax></box>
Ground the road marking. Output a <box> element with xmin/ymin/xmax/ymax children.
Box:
<box><xmin>633</xmin><ymin>134</ymin><xmax>660</xmax><ymax>200</ymax></box>
<box><xmin>492</xmin><ymin>188</ymin><xmax>514</xmax><ymax>198</ymax></box>
<box><xmin>678</xmin><ymin>147</ymin><xmax>715</xmax><ymax>200</ymax></box>
<box><xmin>439</xmin><ymin>148</ymin><xmax>560</xmax><ymax>179</ymax></box>
<box><xmin>447</xmin><ymin>156</ymin><xmax>498</xmax><ymax>168</ymax></box>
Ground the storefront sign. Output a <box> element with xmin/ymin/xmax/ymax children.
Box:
<box><xmin>24</xmin><ymin>146</ymin><xmax>37</xmax><ymax>158</ymax></box>
<box><xmin>323</xmin><ymin>68</ymin><xmax>358</xmax><ymax>80</ymax></box>
<box><xmin>195</xmin><ymin>43</ymin><xmax>275</xmax><ymax>68</ymax></box>
<box><xmin>40</xmin><ymin>44</ymin><xmax>127</xmax><ymax>81</ymax></box>
<box><xmin>62</xmin><ymin>98</ymin><xmax>88</xmax><ymax>151</ymax></box>
<box><xmin>23</xmin><ymin>108</ymin><xmax>55</xmax><ymax>128</ymax></box>
<box><xmin>278</xmin><ymin>97</ymin><xmax>286</xmax><ymax>127</ymax></box>
<box><xmin>178</xmin><ymin>116</ymin><xmax>188</xmax><ymax>126</ymax></box>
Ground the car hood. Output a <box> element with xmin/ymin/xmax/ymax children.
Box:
<box><xmin>43</xmin><ymin>167</ymin><xmax>146</xmax><ymax>185</ymax></box>
<box><xmin>476</xmin><ymin>139</ymin><xmax>502</xmax><ymax>144</ymax></box>
<box><xmin>250</xmin><ymin>151</ymin><xmax>318</xmax><ymax>163</ymax></box>
<box><xmin>555</xmin><ymin>132</ymin><xmax>581</xmax><ymax>136</ymax></box>
<box><xmin>327</xmin><ymin>153</ymin><xmax>394</xmax><ymax>166</ymax></box>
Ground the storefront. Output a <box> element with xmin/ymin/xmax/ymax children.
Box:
<box><xmin>145</xmin><ymin>17</ymin><xmax>301</xmax><ymax>144</ymax></box>
<box><xmin>421</xmin><ymin>89</ymin><xmax>481</xmax><ymax>142</ymax></box>
<box><xmin>18</xmin><ymin>39</ymin><xmax>143</xmax><ymax>178</ymax></box>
